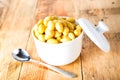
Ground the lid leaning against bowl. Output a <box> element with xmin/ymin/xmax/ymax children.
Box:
<box><xmin>77</xmin><ymin>18</ymin><xmax>110</xmax><ymax>52</ymax></box>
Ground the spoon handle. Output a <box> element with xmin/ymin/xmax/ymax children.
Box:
<box><xmin>30</xmin><ymin>59</ymin><xmax>77</xmax><ymax>78</ymax></box>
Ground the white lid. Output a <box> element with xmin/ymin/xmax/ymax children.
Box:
<box><xmin>77</xmin><ymin>18</ymin><xmax>110</xmax><ymax>52</ymax></box>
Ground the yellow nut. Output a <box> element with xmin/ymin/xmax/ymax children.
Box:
<box><xmin>47</xmin><ymin>21</ymin><xmax>55</xmax><ymax>30</ymax></box>
<box><xmin>47</xmin><ymin>38</ymin><xmax>59</xmax><ymax>44</ymax></box>
<box><xmin>53</xmin><ymin>20</ymin><xmax>58</xmax><ymax>23</ymax></box>
<box><xmin>37</xmin><ymin>19</ymin><xmax>44</xmax><ymax>26</ymax></box>
<box><xmin>61</xmin><ymin>36</ymin><xmax>71</xmax><ymax>43</ymax></box>
<box><xmin>38</xmin><ymin>34</ymin><xmax>45</xmax><ymax>42</ymax></box>
<box><xmin>33</xmin><ymin>30</ymin><xmax>39</xmax><ymax>39</ymax></box>
<box><xmin>74</xmin><ymin>29</ymin><xmax>81</xmax><ymax>37</ymax></box>
<box><xmin>45</xmin><ymin>35</ymin><xmax>50</xmax><ymax>40</ymax></box>
<box><xmin>44</xmin><ymin>16</ymin><xmax>52</xmax><ymax>21</ymax></box>
<box><xmin>67</xmin><ymin>21</ymin><xmax>74</xmax><ymax>30</ymax></box>
<box><xmin>56</xmin><ymin>36</ymin><xmax>62</xmax><ymax>42</ymax></box>
<box><xmin>55</xmin><ymin>22</ymin><xmax>64</xmax><ymax>33</ymax></box>
<box><xmin>68</xmin><ymin>32</ymin><xmax>75</xmax><ymax>40</ymax></box>
<box><xmin>61</xmin><ymin>20</ymin><xmax>67</xmax><ymax>27</ymax></box>
<box><xmin>33</xmin><ymin>26</ymin><xmax>40</xmax><ymax>38</ymax></box>
<box><xmin>43</xmin><ymin>19</ymin><xmax>49</xmax><ymax>26</ymax></box>
<box><xmin>44</xmin><ymin>16</ymin><xmax>58</xmax><ymax>21</ymax></box>
<box><xmin>76</xmin><ymin>25</ymin><xmax>82</xmax><ymax>31</ymax></box>
<box><xmin>63</xmin><ymin>26</ymin><xmax>69</xmax><ymax>36</ymax></box>
<box><xmin>35</xmin><ymin>31</ymin><xmax>39</xmax><ymax>37</ymax></box>
<box><xmin>66</xmin><ymin>17</ymin><xmax>75</xmax><ymax>23</ymax></box>
<box><xmin>58</xmin><ymin>17</ymin><xmax>66</xmax><ymax>20</ymax></box>
<box><xmin>55</xmin><ymin>31</ymin><xmax>62</xmax><ymax>38</ymax></box>
<box><xmin>51</xmin><ymin>15</ymin><xmax>58</xmax><ymax>20</ymax></box>
<box><xmin>38</xmin><ymin>24</ymin><xmax>46</xmax><ymax>34</ymax></box>
<box><xmin>45</xmin><ymin>29</ymin><xmax>55</xmax><ymax>39</ymax></box>
<box><xmin>69</xmin><ymin>29</ymin><xmax>74</xmax><ymax>33</ymax></box>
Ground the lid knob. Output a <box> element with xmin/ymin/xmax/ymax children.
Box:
<box><xmin>95</xmin><ymin>21</ymin><xmax>109</xmax><ymax>33</ymax></box>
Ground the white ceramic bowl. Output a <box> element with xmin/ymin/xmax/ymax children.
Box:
<box><xmin>32</xmin><ymin>19</ymin><xmax>84</xmax><ymax>66</ymax></box>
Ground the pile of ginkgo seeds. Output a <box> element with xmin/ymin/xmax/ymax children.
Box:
<box><xmin>33</xmin><ymin>16</ymin><xmax>82</xmax><ymax>44</ymax></box>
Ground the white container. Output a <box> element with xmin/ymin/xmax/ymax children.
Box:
<box><xmin>32</xmin><ymin>18</ymin><xmax>110</xmax><ymax>66</ymax></box>
<box><xmin>32</xmin><ymin>26</ymin><xmax>83</xmax><ymax>66</ymax></box>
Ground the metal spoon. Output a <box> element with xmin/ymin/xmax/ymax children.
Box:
<box><xmin>12</xmin><ymin>48</ymin><xmax>77</xmax><ymax>78</ymax></box>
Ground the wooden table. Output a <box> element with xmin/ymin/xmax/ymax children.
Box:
<box><xmin>0</xmin><ymin>0</ymin><xmax>120</xmax><ymax>80</ymax></box>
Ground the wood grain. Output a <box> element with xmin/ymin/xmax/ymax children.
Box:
<box><xmin>81</xmin><ymin>33</ymin><xmax>120</xmax><ymax>80</ymax></box>
<box><xmin>0</xmin><ymin>0</ymin><xmax>120</xmax><ymax>80</ymax></box>
<box><xmin>0</xmin><ymin>0</ymin><xmax>37</xmax><ymax>80</ymax></box>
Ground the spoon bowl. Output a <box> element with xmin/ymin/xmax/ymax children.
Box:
<box><xmin>12</xmin><ymin>49</ymin><xmax>30</xmax><ymax>62</ymax></box>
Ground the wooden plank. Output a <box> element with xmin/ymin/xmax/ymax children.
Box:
<box><xmin>0</xmin><ymin>0</ymin><xmax>37</xmax><ymax>80</ymax></box>
<box><xmin>0</xmin><ymin>1</ymin><xmax>22</xmax><ymax>80</ymax></box>
<box><xmin>0</xmin><ymin>0</ymin><xmax>8</xmax><ymax>26</ymax></box>
<box><xmin>34</xmin><ymin>0</ymin><xmax>68</xmax><ymax>22</ymax></box>
<box><xmin>19</xmin><ymin>35</ymin><xmax>47</xmax><ymax>80</ymax></box>
<box><xmin>61</xmin><ymin>0</ymin><xmax>120</xmax><ymax>17</ymax></box>
<box><xmin>71</xmin><ymin>0</ymin><xmax>120</xmax><ymax>10</ymax></box>
<box><xmin>81</xmin><ymin>33</ymin><xmax>120</xmax><ymax>80</ymax></box>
